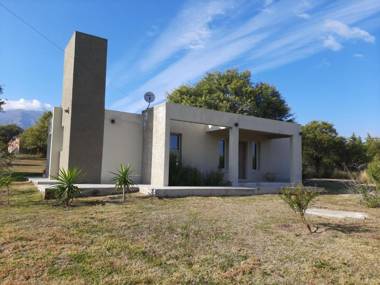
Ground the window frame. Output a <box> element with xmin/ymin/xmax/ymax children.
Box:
<box><xmin>218</xmin><ymin>139</ymin><xmax>226</xmax><ymax>169</ymax></box>
<box><xmin>252</xmin><ymin>141</ymin><xmax>260</xmax><ymax>170</ymax></box>
<box><xmin>170</xmin><ymin>133</ymin><xmax>182</xmax><ymax>164</ymax></box>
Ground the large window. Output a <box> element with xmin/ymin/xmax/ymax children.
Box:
<box><xmin>218</xmin><ymin>139</ymin><xmax>225</xmax><ymax>169</ymax></box>
<box><xmin>170</xmin><ymin>133</ymin><xmax>182</xmax><ymax>164</ymax></box>
<box><xmin>252</xmin><ymin>142</ymin><xmax>260</xmax><ymax>170</ymax></box>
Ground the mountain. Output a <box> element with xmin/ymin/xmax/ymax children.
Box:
<box><xmin>0</xmin><ymin>109</ymin><xmax>44</xmax><ymax>129</ymax></box>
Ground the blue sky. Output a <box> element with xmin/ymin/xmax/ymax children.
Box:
<box><xmin>1</xmin><ymin>0</ymin><xmax>379</xmax><ymax>137</ymax></box>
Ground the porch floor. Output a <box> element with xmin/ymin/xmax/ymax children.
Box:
<box><xmin>29</xmin><ymin>178</ymin><xmax>289</xmax><ymax>198</ymax></box>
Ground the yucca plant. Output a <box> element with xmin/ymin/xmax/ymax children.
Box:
<box><xmin>112</xmin><ymin>164</ymin><xmax>134</xmax><ymax>203</ymax></box>
<box><xmin>0</xmin><ymin>174</ymin><xmax>13</xmax><ymax>205</ymax></box>
<box><xmin>52</xmin><ymin>168</ymin><xmax>81</xmax><ymax>207</ymax></box>
<box><xmin>280</xmin><ymin>185</ymin><xmax>320</xmax><ymax>234</ymax></box>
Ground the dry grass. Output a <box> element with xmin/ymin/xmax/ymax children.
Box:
<box><xmin>10</xmin><ymin>158</ymin><xmax>46</xmax><ymax>174</ymax></box>
<box><xmin>0</xmin><ymin>183</ymin><xmax>379</xmax><ymax>284</ymax></box>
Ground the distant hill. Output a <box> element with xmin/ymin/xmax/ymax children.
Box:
<box><xmin>0</xmin><ymin>109</ymin><xmax>44</xmax><ymax>129</ymax></box>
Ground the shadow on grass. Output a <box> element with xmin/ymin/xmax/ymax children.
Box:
<box><xmin>317</xmin><ymin>222</ymin><xmax>372</xmax><ymax>234</ymax></box>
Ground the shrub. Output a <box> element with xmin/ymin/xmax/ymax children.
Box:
<box><xmin>355</xmin><ymin>185</ymin><xmax>380</xmax><ymax>208</ymax></box>
<box><xmin>0</xmin><ymin>174</ymin><xmax>12</xmax><ymax>205</ymax></box>
<box><xmin>367</xmin><ymin>157</ymin><xmax>380</xmax><ymax>188</ymax></box>
<box><xmin>169</xmin><ymin>154</ymin><xmax>229</xmax><ymax>186</ymax></box>
<box><xmin>280</xmin><ymin>185</ymin><xmax>320</xmax><ymax>233</ymax></box>
<box><xmin>111</xmin><ymin>164</ymin><xmax>134</xmax><ymax>203</ymax></box>
<box><xmin>52</xmin><ymin>168</ymin><xmax>81</xmax><ymax>207</ymax></box>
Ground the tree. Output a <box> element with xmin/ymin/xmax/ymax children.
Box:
<box><xmin>302</xmin><ymin>121</ymin><xmax>342</xmax><ymax>177</ymax></box>
<box><xmin>0</xmin><ymin>124</ymin><xmax>23</xmax><ymax>151</ymax></box>
<box><xmin>52</xmin><ymin>168</ymin><xmax>81</xmax><ymax>207</ymax></box>
<box><xmin>0</xmin><ymin>85</ymin><xmax>5</xmax><ymax>112</ymax></box>
<box><xmin>167</xmin><ymin>69</ymin><xmax>294</xmax><ymax>121</ymax></box>
<box><xmin>366</xmin><ymin>135</ymin><xmax>380</xmax><ymax>161</ymax></box>
<box><xmin>342</xmin><ymin>134</ymin><xmax>369</xmax><ymax>171</ymax></box>
<box><xmin>112</xmin><ymin>164</ymin><xmax>134</xmax><ymax>203</ymax></box>
<box><xmin>20</xmin><ymin>111</ymin><xmax>52</xmax><ymax>155</ymax></box>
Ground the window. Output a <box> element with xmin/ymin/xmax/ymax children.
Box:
<box><xmin>252</xmin><ymin>142</ymin><xmax>260</xmax><ymax>170</ymax></box>
<box><xmin>170</xmin><ymin>133</ymin><xmax>182</xmax><ymax>164</ymax></box>
<box><xmin>218</xmin><ymin>139</ymin><xmax>225</xmax><ymax>169</ymax></box>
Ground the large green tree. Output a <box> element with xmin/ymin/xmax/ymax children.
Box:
<box><xmin>302</xmin><ymin>121</ymin><xmax>343</xmax><ymax>177</ymax></box>
<box><xmin>167</xmin><ymin>69</ymin><xmax>294</xmax><ymax>121</ymax></box>
<box><xmin>342</xmin><ymin>134</ymin><xmax>369</xmax><ymax>170</ymax></box>
<box><xmin>20</xmin><ymin>111</ymin><xmax>52</xmax><ymax>155</ymax></box>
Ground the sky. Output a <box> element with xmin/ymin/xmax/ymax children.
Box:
<box><xmin>0</xmin><ymin>0</ymin><xmax>379</xmax><ymax>137</ymax></box>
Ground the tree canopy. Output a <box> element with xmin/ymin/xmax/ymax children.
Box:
<box><xmin>20</xmin><ymin>111</ymin><xmax>52</xmax><ymax>155</ymax></box>
<box><xmin>302</xmin><ymin>121</ymin><xmax>379</xmax><ymax>178</ymax></box>
<box><xmin>167</xmin><ymin>69</ymin><xmax>294</xmax><ymax>121</ymax></box>
<box><xmin>302</xmin><ymin>121</ymin><xmax>343</xmax><ymax>177</ymax></box>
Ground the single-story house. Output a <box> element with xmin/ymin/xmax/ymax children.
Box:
<box><xmin>47</xmin><ymin>31</ymin><xmax>302</xmax><ymax>188</ymax></box>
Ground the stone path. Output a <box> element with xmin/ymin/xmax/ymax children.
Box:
<box><xmin>306</xmin><ymin>208</ymin><xmax>368</xmax><ymax>220</ymax></box>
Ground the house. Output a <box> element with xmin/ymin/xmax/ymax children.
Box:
<box><xmin>47</xmin><ymin>32</ymin><xmax>302</xmax><ymax>189</ymax></box>
<box><xmin>8</xmin><ymin>137</ymin><xmax>20</xmax><ymax>154</ymax></box>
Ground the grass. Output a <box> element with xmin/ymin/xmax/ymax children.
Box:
<box><xmin>0</xmin><ymin>183</ymin><xmax>379</xmax><ymax>284</ymax></box>
<box><xmin>11</xmin><ymin>158</ymin><xmax>46</xmax><ymax>174</ymax></box>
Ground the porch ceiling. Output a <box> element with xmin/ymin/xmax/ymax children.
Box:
<box><xmin>207</xmin><ymin>126</ymin><xmax>290</xmax><ymax>139</ymax></box>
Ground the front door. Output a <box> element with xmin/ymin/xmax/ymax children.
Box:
<box><xmin>239</xmin><ymin>142</ymin><xmax>247</xmax><ymax>179</ymax></box>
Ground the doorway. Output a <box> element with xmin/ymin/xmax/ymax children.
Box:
<box><xmin>239</xmin><ymin>141</ymin><xmax>247</xmax><ymax>179</ymax></box>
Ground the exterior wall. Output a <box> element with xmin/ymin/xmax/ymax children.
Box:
<box><xmin>170</xmin><ymin>121</ymin><xmax>222</xmax><ymax>173</ymax></box>
<box><xmin>48</xmin><ymin>107</ymin><xmax>63</xmax><ymax>179</ymax></box>
<box><xmin>150</xmin><ymin>104</ymin><xmax>170</xmax><ymax>186</ymax></box>
<box><xmin>60</xmin><ymin>32</ymin><xmax>107</xmax><ymax>183</ymax></box>
<box><xmin>141</xmin><ymin>109</ymin><xmax>153</xmax><ymax>184</ymax></box>
<box><xmin>259</xmin><ymin>138</ymin><xmax>291</xmax><ymax>182</ymax></box>
<box><xmin>101</xmin><ymin>110</ymin><xmax>143</xmax><ymax>183</ymax></box>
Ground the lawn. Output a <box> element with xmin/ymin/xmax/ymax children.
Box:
<box><xmin>0</xmin><ymin>183</ymin><xmax>379</xmax><ymax>284</ymax></box>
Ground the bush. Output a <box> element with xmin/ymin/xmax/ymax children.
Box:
<box><xmin>367</xmin><ymin>157</ymin><xmax>380</xmax><ymax>188</ymax></box>
<box><xmin>169</xmin><ymin>154</ymin><xmax>229</xmax><ymax>186</ymax></box>
<box><xmin>280</xmin><ymin>185</ymin><xmax>321</xmax><ymax>233</ymax></box>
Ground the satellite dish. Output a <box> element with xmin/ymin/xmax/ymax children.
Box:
<box><xmin>144</xmin><ymin>91</ymin><xmax>155</xmax><ymax>108</ymax></box>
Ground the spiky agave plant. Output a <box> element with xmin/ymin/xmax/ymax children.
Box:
<box><xmin>112</xmin><ymin>164</ymin><xmax>134</xmax><ymax>203</ymax></box>
<box><xmin>280</xmin><ymin>185</ymin><xmax>320</xmax><ymax>233</ymax></box>
<box><xmin>52</xmin><ymin>168</ymin><xmax>81</xmax><ymax>207</ymax></box>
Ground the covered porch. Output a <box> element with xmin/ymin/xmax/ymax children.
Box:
<box><xmin>147</xmin><ymin>103</ymin><xmax>302</xmax><ymax>187</ymax></box>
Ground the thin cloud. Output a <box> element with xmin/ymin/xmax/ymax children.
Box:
<box><xmin>325</xmin><ymin>19</ymin><xmax>375</xmax><ymax>43</ymax></box>
<box><xmin>109</xmin><ymin>0</ymin><xmax>380</xmax><ymax>112</ymax></box>
<box><xmin>138</xmin><ymin>0</ymin><xmax>235</xmax><ymax>72</ymax></box>
<box><xmin>323</xmin><ymin>35</ymin><xmax>342</xmax><ymax>51</ymax></box>
<box><xmin>4</xmin><ymin>98</ymin><xmax>52</xmax><ymax>111</ymax></box>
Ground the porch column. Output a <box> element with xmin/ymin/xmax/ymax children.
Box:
<box><xmin>228</xmin><ymin>126</ymin><xmax>239</xmax><ymax>186</ymax></box>
<box><xmin>290</xmin><ymin>133</ymin><xmax>302</xmax><ymax>184</ymax></box>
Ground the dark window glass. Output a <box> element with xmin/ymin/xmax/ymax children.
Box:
<box><xmin>252</xmin><ymin>142</ymin><xmax>259</xmax><ymax>170</ymax></box>
<box><xmin>170</xmin><ymin>133</ymin><xmax>182</xmax><ymax>164</ymax></box>
<box><xmin>218</xmin><ymin>139</ymin><xmax>225</xmax><ymax>169</ymax></box>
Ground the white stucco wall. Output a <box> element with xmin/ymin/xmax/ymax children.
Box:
<box><xmin>170</xmin><ymin>121</ymin><xmax>222</xmax><ymax>173</ymax></box>
<box><xmin>101</xmin><ymin>110</ymin><xmax>143</xmax><ymax>183</ymax></box>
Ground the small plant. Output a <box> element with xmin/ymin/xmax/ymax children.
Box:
<box><xmin>52</xmin><ymin>168</ymin><xmax>81</xmax><ymax>207</ymax></box>
<box><xmin>345</xmin><ymin>163</ymin><xmax>380</xmax><ymax>208</ymax></box>
<box><xmin>112</xmin><ymin>164</ymin><xmax>134</xmax><ymax>203</ymax></box>
<box><xmin>280</xmin><ymin>185</ymin><xmax>320</xmax><ymax>233</ymax></box>
<box><xmin>0</xmin><ymin>174</ymin><xmax>12</xmax><ymax>205</ymax></box>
